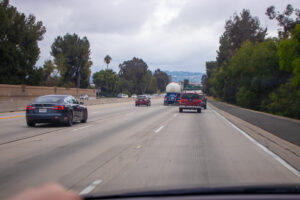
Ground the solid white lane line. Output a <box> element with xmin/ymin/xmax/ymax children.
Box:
<box><xmin>79</xmin><ymin>180</ymin><xmax>102</xmax><ymax>195</ymax></box>
<box><xmin>211</xmin><ymin>109</ymin><xmax>300</xmax><ymax>177</ymax></box>
<box><xmin>155</xmin><ymin>125</ymin><xmax>164</xmax><ymax>133</ymax></box>
<box><xmin>72</xmin><ymin>125</ymin><xmax>93</xmax><ymax>132</ymax></box>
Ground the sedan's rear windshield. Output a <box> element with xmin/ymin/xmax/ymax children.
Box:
<box><xmin>137</xmin><ymin>96</ymin><xmax>147</xmax><ymax>99</ymax></box>
<box><xmin>34</xmin><ymin>96</ymin><xmax>62</xmax><ymax>103</ymax></box>
<box><xmin>181</xmin><ymin>93</ymin><xmax>199</xmax><ymax>99</ymax></box>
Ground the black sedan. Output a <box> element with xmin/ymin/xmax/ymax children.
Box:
<box><xmin>26</xmin><ymin>95</ymin><xmax>88</xmax><ymax>127</ymax></box>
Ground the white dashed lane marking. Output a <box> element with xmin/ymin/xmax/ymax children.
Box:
<box><xmin>155</xmin><ymin>126</ymin><xmax>164</xmax><ymax>133</ymax></box>
<box><xmin>79</xmin><ymin>180</ymin><xmax>102</xmax><ymax>195</ymax></box>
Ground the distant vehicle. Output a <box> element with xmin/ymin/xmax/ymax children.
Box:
<box><xmin>117</xmin><ymin>93</ymin><xmax>129</xmax><ymax>98</ymax></box>
<box><xmin>179</xmin><ymin>93</ymin><xmax>202</xmax><ymax>113</ymax></box>
<box><xmin>80</xmin><ymin>94</ymin><xmax>89</xmax><ymax>100</ymax></box>
<box><xmin>164</xmin><ymin>82</ymin><xmax>182</xmax><ymax>105</ymax></box>
<box><xmin>131</xmin><ymin>94</ymin><xmax>137</xmax><ymax>98</ymax></box>
<box><xmin>199</xmin><ymin>94</ymin><xmax>207</xmax><ymax>109</ymax></box>
<box><xmin>135</xmin><ymin>95</ymin><xmax>151</xmax><ymax>106</ymax></box>
<box><xmin>26</xmin><ymin>95</ymin><xmax>88</xmax><ymax>127</ymax></box>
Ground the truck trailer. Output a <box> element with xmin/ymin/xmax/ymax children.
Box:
<box><xmin>164</xmin><ymin>82</ymin><xmax>182</xmax><ymax>105</ymax></box>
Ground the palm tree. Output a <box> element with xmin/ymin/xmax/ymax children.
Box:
<box><xmin>104</xmin><ymin>55</ymin><xmax>112</xmax><ymax>69</ymax></box>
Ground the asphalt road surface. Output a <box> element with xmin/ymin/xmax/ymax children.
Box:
<box><xmin>0</xmin><ymin>98</ymin><xmax>299</xmax><ymax>199</ymax></box>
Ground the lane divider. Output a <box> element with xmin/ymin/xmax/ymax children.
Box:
<box><xmin>211</xmin><ymin>108</ymin><xmax>300</xmax><ymax>177</ymax></box>
<box><xmin>0</xmin><ymin>115</ymin><xmax>24</xmax><ymax>120</ymax></box>
<box><xmin>155</xmin><ymin>125</ymin><xmax>164</xmax><ymax>133</ymax></box>
<box><xmin>72</xmin><ymin>125</ymin><xmax>93</xmax><ymax>132</ymax></box>
<box><xmin>79</xmin><ymin>179</ymin><xmax>102</xmax><ymax>195</ymax></box>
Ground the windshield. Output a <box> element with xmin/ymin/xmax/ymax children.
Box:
<box><xmin>34</xmin><ymin>96</ymin><xmax>62</xmax><ymax>103</ymax></box>
<box><xmin>1</xmin><ymin>0</ymin><xmax>300</xmax><ymax>199</ymax></box>
<box><xmin>181</xmin><ymin>93</ymin><xmax>199</xmax><ymax>99</ymax></box>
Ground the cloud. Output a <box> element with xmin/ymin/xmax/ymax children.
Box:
<box><xmin>10</xmin><ymin>0</ymin><xmax>300</xmax><ymax>74</ymax></box>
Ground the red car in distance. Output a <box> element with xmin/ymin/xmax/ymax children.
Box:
<box><xmin>135</xmin><ymin>95</ymin><xmax>151</xmax><ymax>106</ymax></box>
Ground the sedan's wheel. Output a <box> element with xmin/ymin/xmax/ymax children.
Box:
<box><xmin>66</xmin><ymin>112</ymin><xmax>73</xmax><ymax>126</ymax></box>
<box><xmin>81</xmin><ymin>110</ymin><xmax>88</xmax><ymax>123</ymax></box>
<box><xmin>27</xmin><ymin>121</ymin><xmax>35</xmax><ymax>127</ymax></box>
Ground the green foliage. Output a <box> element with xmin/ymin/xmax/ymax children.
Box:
<box><xmin>118</xmin><ymin>57</ymin><xmax>154</xmax><ymax>94</ymax></box>
<box><xmin>266</xmin><ymin>81</ymin><xmax>300</xmax><ymax>118</ymax></box>
<box><xmin>264</xmin><ymin>24</ymin><xmax>300</xmax><ymax>118</ymax></box>
<box><xmin>183</xmin><ymin>79</ymin><xmax>189</xmax><ymax>87</ymax></box>
<box><xmin>278</xmin><ymin>24</ymin><xmax>300</xmax><ymax>87</ymax></box>
<box><xmin>216</xmin><ymin>9</ymin><xmax>267</xmax><ymax>68</ymax></box>
<box><xmin>206</xmin><ymin>21</ymin><xmax>300</xmax><ymax>118</ymax></box>
<box><xmin>266</xmin><ymin>4</ymin><xmax>300</xmax><ymax>39</ymax></box>
<box><xmin>93</xmin><ymin>69</ymin><xmax>119</xmax><ymax>97</ymax></box>
<box><xmin>208</xmin><ymin>66</ymin><xmax>225</xmax><ymax>98</ymax></box>
<box><xmin>51</xmin><ymin>33</ymin><xmax>92</xmax><ymax>88</ymax></box>
<box><xmin>227</xmin><ymin>39</ymin><xmax>281</xmax><ymax>107</ymax></box>
<box><xmin>202</xmin><ymin>61</ymin><xmax>217</xmax><ymax>94</ymax></box>
<box><xmin>0</xmin><ymin>0</ymin><xmax>46</xmax><ymax>85</ymax></box>
<box><xmin>153</xmin><ymin>69</ymin><xmax>169</xmax><ymax>92</ymax></box>
<box><xmin>236</xmin><ymin>87</ymin><xmax>257</xmax><ymax>108</ymax></box>
<box><xmin>104</xmin><ymin>55</ymin><xmax>111</xmax><ymax>69</ymax></box>
<box><xmin>146</xmin><ymin>76</ymin><xmax>158</xmax><ymax>94</ymax></box>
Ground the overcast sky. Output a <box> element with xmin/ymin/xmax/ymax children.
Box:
<box><xmin>11</xmin><ymin>0</ymin><xmax>300</xmax><ymax>73</ymax></box>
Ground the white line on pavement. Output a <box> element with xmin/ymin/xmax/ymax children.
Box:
<box><xmin>79</xmin><ymin>180</ymin><xmax>102</xmax><ymax>195</ymax></box>
<box><xmin>211</xmin><ymin>109</ymin><xmax>300</xmax><ymax>177</ymax></box>
<box><xmin>155</xmin><ymin>125</ymin><xmax>164</xmax><ymax>133</ymax></box>
<box><xmin>72</xmin><ymin>125</ymin><xmax>93</xmax><ymax>132</ymax></box>
<box><xmin>174</xmin><ymin>114</ymin><xmax>178</xmax><ymax>117</ymax></box>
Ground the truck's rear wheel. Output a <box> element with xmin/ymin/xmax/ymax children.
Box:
<box><xmin>197</xmin><ymin>109</ymin><xmax>201</xmax><ymax>113</ymax></box>
<box><xmin>179</xmin><ymin>108</ymin><xmax>183</xmax><ymax>113</ymax></box>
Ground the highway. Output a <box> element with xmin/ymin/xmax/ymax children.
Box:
<box><xmin>0</xmin><ymin>98</ymin><xmax>299</xmax><ymax>199</ymax></box>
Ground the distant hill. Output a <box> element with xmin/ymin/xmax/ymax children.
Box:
<box><xmin>90</xmin><ymin>70</ymin><xmax>205</xmax><ymax>84</ymax></box>
<box><xmin>164</xmin><ymin>70</ymin><xmax>205</xmax><ymax>83</ymax></box>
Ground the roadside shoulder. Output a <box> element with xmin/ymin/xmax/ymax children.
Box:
<box><xmin>209</xmin><ymin>102</ymin><xmax>300</xmax><ymax>172</ymax></box>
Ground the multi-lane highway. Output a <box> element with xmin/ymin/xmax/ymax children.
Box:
<box><xmin>0</xmin><ymin>98</ymin><xmax>299</xmax><ymax>199</ymax></box>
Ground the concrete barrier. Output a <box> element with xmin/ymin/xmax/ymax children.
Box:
<box><xmin>0</xmin><ymin>84</ymin><xmax>96</xmax><ymax>112</ymax></box>
<box><xmin>0</xmin><ymin>84</ymin><xmax>96</xmax><ymax>98</ymax></box>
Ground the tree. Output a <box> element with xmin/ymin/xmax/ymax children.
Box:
<box><xmin>118</xmin><ymin>57</ymin><xmax>151</xmax><ymax>94</ymax></box>
<box><xmin>146</xmin><ymin>76</ymin><xmax>158</xmax><ymax>94</ymax></box>
<box><xmin>227</xmin><ymin>39</ymin><xmax>282</xmax><ymax>108</ymax></box>
<box><xmin>265</xmin><ymin>24</ymin><xmax>300</xmax><ymax>119</ymax></box>
<box><xmin>202</xmin><ymin>61</ymin><xmax>217</xmax><ymax>94</ymax></box>
<box><xmin>51</xmin><ymin>33</ymin><xmax>92</xmax><ymax>88</ymax></box>
<box><xmin>183</xmin><ymin>79</ymin><xmax>189</xmax><ymax>88</ymax></box>
<box><xmin>0</xmin><ymin>0</ymin><xmax>46</xmax><ymax>85</ymax></box>
<box><xmin>42</xmin><ymin>60</ymin><xmax>55</xmax><ymax>86</ymax></box>
<box><xmin>93</xmin><ymin>69</ymin><xmax>119</xmax><ymax>97</ymax></box>
<box><xmin>216</xmin><ymin>9</ymin><xmax>267</xmax><ymax>68</ymax></box>
<box><xmin>153</xmin><ymin>69</ymin><xmax>169</xmax><ymax>92</ymax></box>
<box><xmin>104</xmin><ymin>55</ymin><xmax>112</xmax><ymax>69</ymax></box>
<box><xmin>266</xmin><ymin>4</ymin><xmax>300</xmax><ymax>39</ymax></box>
<box><xmin>278</xmin><ymin>24</ymin><xmax>300</xmax><ymax>86</ymax></box>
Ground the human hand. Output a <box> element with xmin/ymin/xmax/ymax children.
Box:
<box><xmin>9</xmin><ymin>183</ymin><xmax>82</xmax><ymax>200</ymax></box>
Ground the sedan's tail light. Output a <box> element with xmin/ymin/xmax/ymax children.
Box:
<box><xmin>26</xmin><ymin>106</ymin><xmax>34</xmax><ymax>111</ymax></box>
<box><xmin>53</xmin><ymin>105</ymin><xmax>65</xmax><ymax>110</ymax></box>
